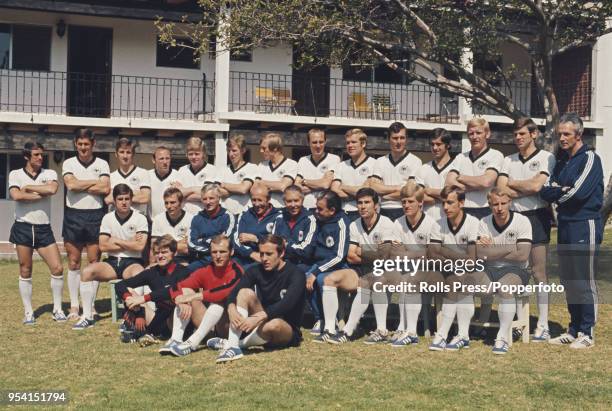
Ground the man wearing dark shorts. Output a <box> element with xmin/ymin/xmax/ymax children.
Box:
<box><xmin>215</xmin><ymin>234</ymin><xmax>305</xmax><ymax>363</ymax></box>
<box><xmin>62</xmin><ymin>128</ymin><xmax>110</xmax><ymax>319</ymax></box>
<box><xmin>73</xmin><ymin>184</ymin><xmax>148</xmax><ymax>330</ymax></box>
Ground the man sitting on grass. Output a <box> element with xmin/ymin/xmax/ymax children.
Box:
<box><xmin>210</xmin><ymin>234</ymin><xmax>306</xmax><ymax>363</ymax></box>
<box><xmin>116</xmin><ymin>235</ymin><xmax>190</xmax><ymax>345</ymax></box>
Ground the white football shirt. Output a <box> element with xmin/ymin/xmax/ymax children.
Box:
<box><xmin>62</xmin><ymin>156</ymin><xmax>110</xmax><ymax>209</ymax></box>
<box><xmin>257</xmin><ymin>157</ymin><xmax>298</xmax><ymax>208</ymax></box>
<box><xmin>9</xmin><ymin>167</ymin><xmax>57</xmax><ymax>225</ymax></box>
<box><xmin>296</xmin><ymin>153</ymin><xmax>341</xmax><ymax>209</ymax></box>
<box><xmin>177</xmin><ymin>163</ymin><xmax>220</xmax><ymax>214</ymax></box>
<box><xmin>418</xmin><ymin>157</ymin><xmax>457</xmax><ymax>221</ymax></box>
<box><xmin>394</xmin><ymin>212</ymin><xmax>438</xmax><ymax>246</ymax></box>
<box><xmin>477</xmin><ymin>212</ymin><xmax>532</xmax><ymax>268</ymax></box>
<box><xmin>148</xmin><ymin>169</ymin><xmax>179</xmax><ymax>218</ymax></box>
<box><xmin>333</xmin><ymin>156</ymin><xmax>377</xmax><ymax>212</ymax></box>
<box><xmin>99</xmin><ymin>210</ymin><xmax>149</xmax><ymax>258</ymax></box>
<box><xmin>372</xmin><ymin>152</ymin><xmax>422</xmax><ymax>210</ymax></box>
<box><xmin>349</xmin><ymin>214</ymin><xmax>398</xmax><ymax>245</ymax></box>
<box><xmin>110</xmin><ymin>166</ymin><xmax>150</xmax><ymax>214</ymax></box>
<box><xmin>449</xmin><ymin>148</ymin><xmax>504</xmax><ymax>208</ymax></box>
<box><xmin>151</xmin><ymin>210</ymin><xmax>194</xmax><ymax>242</ymax></box>
<box><xmin>430</xmin><ymin>212</ymin><xmax>480</xmax><ymax>254</ymax></box>
<box><xmin>219</xmin><ymin>162</ymin><xmax>260</xmax><ymax>214</ymax></box>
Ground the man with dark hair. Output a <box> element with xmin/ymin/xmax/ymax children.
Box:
<box><xmin>497</xmin><ymin>117</ymin><xmax>555</xmax><ymax>342</ymax></box>
<box><xmin>540</xmin><ymin>113</ymin><xmax>603</xmax><ymax>349</ymax></box>
<box><xmin>106</xmin><ymin>137</ymin><xmax>150</xmax><ymax>214</ymax></box>
<box><xmin>369</xmin><ymin>122</ymin><xmax>422</xmax><ymax>220</ymax></box>
<box><xmin>212</xmin><ymin>234</ymin><xmax>306</xmax><ymax>363</ymax></box>
<box><xmin>150</xmin><ymin>187</ymin><xmax>194</xmax><ymax>264</ymax></box>
<box><xmin>73</xmin><ymin>184</ymin><xmax>148</xmax><ymax>330</ymax></box>
<box><xmin>419</xmin><ymin>128</ymin><xmax>457</xmax><ymax>221</ymax></box>
<box><xmin>9</xmin><ymin>142</ymin><xmax>65</xmax><ymax>324</ymax></box>
<box><xmin>62</xmin><ymin>128</ymin><xmax>110</xmax><ymax>320</ymax></box>
<box><xmin>115</xmin><ymin>235</ymin><xmax>190</xmax><ymax>345</ymax></box>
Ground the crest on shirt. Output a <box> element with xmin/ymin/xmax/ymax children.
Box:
<box><xmin>266</xmin><ymin>222</ymin><xmax>274</xmax><ymax>233</ymax></box>
<box><xmin>358</xmin><ymin>166</ymin><xmax>370</xmax><ymax>176</ymax></box>
<box><xmin>93</xmin><ymin>167</ymin><xmax>101</xmax><ymax>174</ymax></box>
<box><xmin>529</xmin><ymin>161</ymin><xmax>540</xmax><ymax>172</ymax></box>
<box><xmin>198</xmin><ymin>173</ymin><xmax>207</xmax><ymax>181</ymax></box>
<box><xmin>238</xmin><ymin>172</ymin><xmax>246</xmax><ymax>180</ymax></box>
<box><xmin>298</xmin><ymin>230</ymin><xmax>304</xmax><ymax>241</ymax></box>
<box><xmin>276</xmin><ymin>169</ymin><xmax>285</xmax><ymax>178</ymax></box>
<box><xmin>320</xmin><ymin>164</ymin><xmax>329</xmax><ymax>172</ymax></box>
<box><xmin>129</xmin><ymin>176</ymin><xmax>140</xmax><ymax>185</ymax></box>
<box><xmin>372</xmin><ymin>232</ymin><xmax>382</xmax><ymax>243</ymax></box>
<box><xmin>399</xmin><ymin>165</ymin><xmax>410</xmax><ymax>176</ymax></box>
<box><xmin>178</xmin><ymin>226</ymin><xmax>187</xmax><ymax>235</ymax></box>
<box><xmin>505</xmin><ymin>230</ymin><xmax>518</xmax><ymax>242</ymax></box>
<box><xmin>417</xmin><ymin>233</ymin><xmax>427</xmax><ymax>242</ymax></box>
<box><xmin>326</xmin><ymin>236</ymin><xmax>335</xmax><ymax>247</ymax></box>
<box><xmin>128</xmin><ymin>224</ymin><xmax>136</xmax><ymax>232</ymax></box>
<box><xmin>458</xmin><ymin>234</ymin><xmax>468</xmax><ymax>244</ymax></box>
<box><xmin>477</xmin><ymin>159</ymin><xmax>488</xmax><ymax>170</ymax></box>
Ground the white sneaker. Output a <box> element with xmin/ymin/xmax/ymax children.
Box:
<box><xmin>569</xmin><ymin>332</ymin><xmax>594</xmax><ymax>349</ymax></box>
<box><xmin>549</xmin><ymin>332</ymin><xmax>576</xmax><ymax>345</ymax></box>
<box><xmin>532</xmin><ymin>326</ymin><xmax>550</xmax><ymax>342</ymax></box>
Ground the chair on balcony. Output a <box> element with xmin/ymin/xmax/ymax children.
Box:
<box><xmin>255</xmin><ymin>87</ymin><xmax>275</xmax><ymax>112</ymax></box>
<box><xmin>372</xmin><ymin>94</ymin><xmax>397</xmax><ymax>120</ymax></box>
<box><xmin>272</xmin><ymin>88</ymin><xmax>297</xmax><ymax>115</ymax></box>
<box><xmin>349</xmin><ymin>92</ymin><xmax>372</xmax><ymax>118</ymax></box>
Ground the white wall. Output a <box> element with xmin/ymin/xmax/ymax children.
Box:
<box><xmin>593</xmin><ymin>31</ymin><xmax>612</xmax><ymax>185</ymax></box>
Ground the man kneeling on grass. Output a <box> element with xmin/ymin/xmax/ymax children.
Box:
<box><xmin>159</xmin><ymin>235</ymin><xmax>244</xmax><ymax>357</ymax></box>
<box><xmin>116</xmin><ymin>235</ymin><xmax>190</xmax><ymax>344</ymax></box>
<box><xmin>209</xmin><ymin>234</ymin><xmax>306</xmax><ymax>363</ymax></box>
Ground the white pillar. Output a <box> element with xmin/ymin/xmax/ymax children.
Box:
<box><xmin>214</xmin><ymin>131</ymin><xmax>227</xmax><ymax>168</ymax></box>
<box><xmin>214</xmin><ymin>6</ymin><xmax>230</xmax><ymax>115</ymax></box>
<box><xmin>458</xmin><ymin>45</ymin><xmax>474</xmax><ymax>123</ymax></box>
<box><xmin>593</xmin><ymin>29</ymin><xmax>612</xmax><ymax>183</ymax></box>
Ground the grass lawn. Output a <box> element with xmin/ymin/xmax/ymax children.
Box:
<box><xmin>0</xmin><ymin>228</ymin><xmax>610</xmax><ymax>409</ymax></box>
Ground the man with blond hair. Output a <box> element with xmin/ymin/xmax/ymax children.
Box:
<box><xmin>257</xmin><ymin>132</ymin><xmax>298</xmax><ymax>208</ymax></box>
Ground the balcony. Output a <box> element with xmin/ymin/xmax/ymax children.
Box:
<box><xmin>0</xmin><ymin>69</ymin><xmax>215</xmax><ymax>121</ymax></box>
<box><xmin>229</xmin><ymin>71</ymin><xmax>460</xmax><ymax>124</ymax></box>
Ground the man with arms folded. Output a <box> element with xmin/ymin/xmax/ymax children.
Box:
<box><xmin>148</xmin><ymin>146</ymin><xmax>179</xmax><ymax>219</ymax></box>
<box><xmin>106</xmin><ymin>137</ymin><xmax>150</xmax><ymax>215</ymax></box>
<box><xmin>369</xmin><ymin>122</ymin><xmax>422</xmax><ymax>221</ymax></box>
<box><xmin>187</xmin><ymin>184</ymin><xmax>235</xmax><ymax>271</ymax></box>
<box><xmin>62</xmin><ymin>128</ymin><xmax>110</xmax><ymax>320</ymax></box>
<box><xmin>474</xmin><ymin>188</ymin><xmax>533</xmax><ymax>355</ymax></box>
<box><xmin>233</xmin><ymin>184</ymin><xmax>281</xmax><ymax>268</ymax></box>
<box><xmin>73</xmin><ymin>184</ymin><xmax>148</xmax><ymax>330</ymax></box>
<box><xmin>157</xmin><ymin>235</ymin><xmax>243</xmax><ymax>357</ymax></box>
<box><xmin>116</xmin><ymin>235</ymin><xmax>190</xmax><ymax>345</ymax></box>
<box><xmin>257</xmin><ymin>132</ymin><xmax>298</xmax><ymax>208</ymax></box>
<box><xmin>218</xmin><ymin>134</ymin><xmax>260</xmax><ymax>215</ymax></box>
<box><xmin>9</xmin><ymin>142</ymin><xmax>65</xmax><ymax>324</ymax></box>
<box><xmin>428</xmin><ymin>186</ymin><xmax>479</xmax><ymax>351</ymax></box>
<box><xmin>330</xmin><ymin>129</ymin><xmax>377</xmax><ymax>221</ymax></box>
<box><xmin>212</xmin><ymin>235</ymin><xmax>305</xmax><ymax>363</ymax></box>
<box><xmin>272</xmin><ymin>186</ymin><xmax>318</xmax><ymax>333</ymax></box>
<box><xmin>150</xmin><ymin>187</ymin><xmax>194</xmax><ymax>265</ymax></box>
<box><xmin>497</xmin><ymin>117</ymin><xmax>555</xmax><ymax>342</ymax></box>
<box><xmin>295</xmin><ymin>128</ymin><xmax>340</xmax><ymax>210</ymax></box>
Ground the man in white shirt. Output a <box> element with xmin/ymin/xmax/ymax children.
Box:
<box><xmin>148</xmin><ymin>146</ymin><xmax>179</xmax><ymax>219</ymax></box>
<box><xmin>150</xmin><ymin>187</ymin><xmax>194</xmax><ymax>265</ymax></box>
<box><xmin>256</xmin><ymin>132</ymin><xmax>298</xmax><ymax>208</ymax></box>
<box><xmin>295</xmin><ymin>128</ymin><xmax>340</xmax><ymax>209</ymax></box>
<box><xmin>62</xmin><ymin>129</ymin><xmax>110</xmax><ymax>319</ymax></box>
<box><xmin>218</xmin><ymin>134</ymin><xmax>260</xmax><ymax>215</ymax></box>
<box><xmin>419</xmin><ymin>128</ymin><xmax>456</xmax><ymax>221</ymax></box>
<box><xmin>9</xmin><ymin>142</ymin><xmax>65</xmax><ymax>324</ymax></box>
<box><xmin>330</xmin><ymin>129</ymin><xmax>377</xmax><ymax>221</ymax></box>
<box><xmin>73</xmin><ymin>184</ymin><xmax>148</xmax><ymax>330</ymax></box>
<box><xmin>106</xmin><ymin>138</ymin><xmax>151</xmax><ymax>214</ymax></box>
<box><xmin>369</xmin><ymin>122</ymin><xmax>422</xmax><ymax>220</ymax></box>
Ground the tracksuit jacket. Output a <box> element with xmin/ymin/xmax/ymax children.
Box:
<box><xmin>272</xmin><ymin>208</ymin><xmax>317</xmax><ymax>267</ymax></box>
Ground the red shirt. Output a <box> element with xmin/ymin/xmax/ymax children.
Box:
<box><xmin>170</xmin><ymin>262</ymin><xmax>243</xmax><ymax>304</ymax></box>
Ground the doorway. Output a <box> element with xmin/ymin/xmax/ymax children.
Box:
<box><xmin>292</xmin><ymin>50</ymin><xmax>330</xmax><ymax>117</ymax></box>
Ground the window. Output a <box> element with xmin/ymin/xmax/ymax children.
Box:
<box><xmin>343</xmin><ymin>62</ymin><xmax>408</xmax><ymax>84</ymax></box>
<box><xmin>0</xmin><ymin>152</ymin><xmax>49</xmax><ymax>199</ymax></box>
<box><xmin>0</xmin><ymin>24</ymin><xmax>51</xmax><ymax>71</ymax></box>
<box><xmin>156</xmin><ymin>37</ymin><xmax>200</xmax><ymax>69</ymax></box>
<box><xmin>209</xmin><ymin>36</ymin><xmax>253</xmax><ymax>62</ymax></box>
<box><xmin>474</xmin><ymin>53</ymin><xmax>502</xmax><ymax>86</ymax></box>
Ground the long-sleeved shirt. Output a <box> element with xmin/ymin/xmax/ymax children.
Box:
<box><xmin>540</xmin><ymin>145</ymin><xmax>603</xmax><ymax>222</ymax></box>
<box><xmin>232</xmin><ymin>205</ymin><xmax>281</xmax><ymax>264</ymax></box>
<box><xmin>272</xmin><ymin>208</ymin><xmax>316</xmax><ymax>266</ymax></box>
<box><xmin>307</xmin><ymin>211</ymin><xmax>350</xmax><ymax>276</ymax></box>
<box><xmin>227</xmin><ymin>261</ymin><xmax>305</xmax><ymax>330</ymax></box>
<box><xmin>188</xmin><ymin>206</ymin><xmax>235</xmax><ymax>263</ymax></box>
<box><xmin>169</xmin><ymin>261</ymin><xmax>243</xmax><ymax>304</ymax></box>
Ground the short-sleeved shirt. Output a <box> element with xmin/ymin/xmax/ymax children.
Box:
<box><xmin>372</xmin><ymin>152</ymin><xmax>422</xmax><ymax>210</ymax></box>
<box><xmin>349</xmin><ymin>214</ymin><xmax>397</xmax><ymax>245</ymax></box>
<box><xmin>449</xmin><ymin>148</ymin><xmax>504</xmax><ymax>208</ymax></box>
<box><xmin>477</xmin><ymin>212</ymin><xmax>532</xmax><ymax>268</ymax></box>
<box><xmin>418</xmin><ymin>157</ymin><xmax>457</xmax><ymax>221</ymax></box>
<box><xmin>257</xmin><ymin>157</ymin><xmax>298</xmax><ymax>208</ymax></box>
<box><xmin>219</xmin><ymin>162</ymin><xmax>260</xmax><ymax>215</ymax></box>
<box><xmin>499</xmin><ymin>149</ymin><xmax>555</xmax><ymax>212</ymax></box>
<box><xmin>296</xmin><ymin>153</ymin><xmax>341</xmax><ymax>209</ymax></box>
<box><xmin>177</xmin><ymin>163</ymin><xmax>220</xmax><ymax>214</ymax></box>
<box><xmin>62</xmin><ymin>156</ymin><xmax>110</xmax><ymax>210</ymax></box>
<box><xmin>151</xmin><ymin>210</ymin><xmax>194</xmax><ymax>243</ymax></box>
<box><xmin>148</xmin><ymin>169</ymin><xmax>179</xmax><ymax>218</ymax></box>
<box><xmin>9</xmin><ymin>167</ymin><xmax>57</xmax><ymax>225</ymax></box>
<box><xmin>430</xmin><ymin>213</ymin><xmax>479</xmax><ymax>255</ymax></box>
<box><xmin>333</xmin><ymin>156</ymin><xmax>377</xmax><ymax>212</ymax></box>
<box><xmin>110</xmin><ymin>166</ymin><xmax>150</xmax><ymax>214</ymax></box>
<box><xmin>99</xmin><ymin>209</ymin><xmax>149</xmax><ymax>258</ymax></box>
<box><xmin>394</xmin><ymin>212</ymin><xmax>438</xmax><ymax>249</ymax></box>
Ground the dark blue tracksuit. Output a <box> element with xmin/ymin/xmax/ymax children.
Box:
<box><xmin>540</xmin><ymin>145</ymin><xmax>603</xmax><ymax>337</ymax></box>
<box><xmin>233</xmin><ymin>205</ymin><xmax>281</xmax><ymax>269</ymax></box>
<box><xmin>272</xmin><ymin>208</ymin><xmax>318</xmax><ymax>318</ymax></box>
<box><xmin>187</xmin><ymin>207</ymin><xmax>236</xmax><ymax>271</ymax></box>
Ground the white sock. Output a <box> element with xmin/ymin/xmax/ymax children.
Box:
<box><xmin>497</xmin><ymin>298</ymin><xmax>516</xmax><ymax>342</ymax></box>
<box><xmin>91</xmin><ymin>280</ymin><xmax>100</xmax><ymax>312</ymax></box>
<box><xmin>343</xmin><ymin>288</ymin><xmax>371</xmax><ymax>336</ymax></box>
<box><xmin>170</xmin><ymin>306</ymin><xmax>189</xmax><ymax>342</ymax></box>
<box><xmin>404</xmin><ymin>293</ymin><xmax>422</xmax><ymax>335</ymax></box>
<box><xmin>456</xmin><ymin>295</ymin><xmax>474</xmax><ymax>339</ymax></box>
<box><xmin>227</xmin><ymin>306</ymin><xmax>248</xmax><ymax>348</ymax></box>
<box><xmin>50</xmin><ymin>275</ymin><xmax>64</xmax><ymax>312</ymax></box>
<box><xmin>437</xmin><ymin>297</ymin><xmax>457</xmax><ymax>339</ymax></box>
<box><xmin>479</xmin><ymin>295</ymin><xmax>493</xmax><ymax>322</ymax></box>
<box><xmin>80</xmin><ymin>281</ymin><xmax>94</xmax><ymax>320</ymax></box>
<box><xmin>396</xmin><ymin>293</ymin><xmax>407</xmax><ymax>332</ymax></box>
<box><xmin>536</xmin><ymin>290</ymin><xmax>549</xmax><ymax>329</ymax></box>
<box><xmin>239</xmin><ymin>327</ymin><xmax>268</xmax><ymax>348</ymax></box>
<box><xmin>322</xmin><ymin>285</ymin><xmax>339</xmax><ymax>333</ymax></box>
<box><xmin>67</xmin><ymin>270</ymin><xmax>80</xmax><ymax>308</ymax></box>
<box><xmin>19</xmin><ymin>277</ymin><xmax>33</xmax><ymax>316</ymax></box>
<box><xmin>372</xmin><ymin>290</ymin><xmax>388</xmax><ymax>332</ymax></box>
<box><xmin>184</xmin><ymin>304</ymin><xmax>224</xmax><ymax>349</ymax></box>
